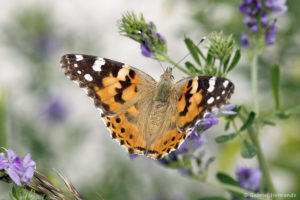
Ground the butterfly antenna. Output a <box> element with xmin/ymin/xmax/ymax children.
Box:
<box><xmin>172</xmin><ymin>36</ymin><xmax>206</xmax><ymax>70</ymax></box>
<box><xmin>156</xmin><ymin>60</ymin><xmax>165</xmax><ymax>72</ymax></box>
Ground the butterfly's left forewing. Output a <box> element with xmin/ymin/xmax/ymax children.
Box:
<box><xmin>175</xmin><ymin>76</ymin><xmax>234</xmax><ymax>133</ymax></box>
<box><xmin>61</xmin><ymin>54</ymin><xmax>159</xmax><ymax>157</ymax></box>
<box><xmin>61</xmin><ymin>54</ymin><xmax>156</xmax><ymax>116</ymax></box>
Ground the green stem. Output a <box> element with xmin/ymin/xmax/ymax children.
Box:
<box><xmin>164</xmin><ymin>55</ymin><xmax>191</xmax><ymax>75</ymax></box>
<box><xmin>251</xmin><ymin>44</ymin><xmax>259</xmax><ymax>116</ymax></box>
<box><xmin>205</xmin><ymin>180</ymin><xmax>267</xmax><ymax>200</ymax></box>
<box><xmin>247</xmin><ymin>125</ymin><xmax>277</xmax><ymax>197</ymax></box>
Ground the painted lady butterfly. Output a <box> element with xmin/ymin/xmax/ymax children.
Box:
<box><xmin>61</xmin><ymin>54</ymin><xmax>234</xmax><ymax>159</ymax></box>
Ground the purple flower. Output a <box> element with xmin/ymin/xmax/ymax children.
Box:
<box><xmin>0</xmin><ymin>153</ymin><xmax>8</xmax><ymax>169</ymax></box>
<box><xmin>241</xmin><ymin>32</ymin><xmax>250</xmax><ymax>47</ymax></box>
<box><xmin>37</xmin><ymin>34</ymin><xmax>59</xmax><ymax>57</ymax></box>
<box><xmin>5</xmin><ymin>149</ymin><xmax>36</xmax><ymax>186</ymax></box>
<box><xmin>220</xmin><ymin>104</ymin><xmax>237</xmax><ymax>115</ymax></box>
<box><xmin>236</xmin><ymin>166</ymin><xmax>262</xmax><ymax>192</ymax></box>
<box><xmin>157</xmin><ymin>33</ymin><xmax>166</xmax><ymax>44</ymax></box>
<box><xmin>176</xmin><ymin>132</ymin><xmax>205</xmax><ymax>154</ymax></box>
<box><xmin>141</xmin><ymin>44</ymin><xmax>153</xmax><ymax>57</ymax></box>
<box><xmin>261</xmin><ymin>11</ymin><xmax>269</xmax><ymax>27</ymax></box>
<box><xmin>198</xmin><ymin>113</ymin><xmax>219</xmax><ymax>131</ymax></box>
<box><xmin>43</xmin><ymin>98</ymin><xmax>67</xmax><ymax>121</ymax></box>
<box><xmin>265</xmin><ymin>22</ymin><xmax>278</xmax><ymax>45</ymax></box>
<box><xmin>265</xmin><ymin>0</ymin><xmax>287</xmax><ymax>15</ymax></box>
<box><xmin>239</xmin><ymin>0</ymin><xmax>262</xmax><ymax>17</ymax></box>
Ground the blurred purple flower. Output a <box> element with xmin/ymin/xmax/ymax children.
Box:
<box><xmin>265</xmin><ymin>0</ymin><xmax>287</xmax><ymax>15</ymax></box>
<box><xmin>4</xmin><ymin>149</ymin><xmax>36</xmax><ymax>186</ymax></box>
<box><xmin>261</xmin><ymin>12</ymin><xmax>269</xmax><ymax>27</ymax></box>
<box><xmin>157</xmin><ymin>33</ymin><xmax>166</xmax><ymax>44</ymax></box>
<box><xmin>0</xmin><ymin>153</ymin><xmax>8</xmax><ymax>169</ymax></box>
<box><xmin>239</xmin><ymin>0</ymin><xmax>262</xmax><ymax>17</ymax></box>
<box><xmin>129</xmin><ymin>153</ymin><xmax>139</xmax><ymax>160</ymax></box>
<box><xmin>239</xmin><ymin>0</ymin><xmax>286</xmax><ymax>46</ymax></box>
<box><xmin>141</xmin><ymin>44</ymin><xmax>153</xmax><ymax>57</ymax></box>
<box><xmin>241</xmin><ymin>33</ymin><xmax>250</xmax><ymax>47</ymax></box>
<box><xmin>43</xmin><ymin>98</ymin><xmax>67</xmax><ymax>121</ymax></box>
<box><xmin>37</xmin><ymin>34</ymin><xmax>59</xmax><ymax>57</ymax></box>
<box><xmin>178</xmin><ymin>167</ymin><xmax>192</xmax><ymax>176</ymax></box>
<box><xmin>265</xmin><ymin>22</ymin><xmax>278</xmax><ymax>45</ymax></box>
<box><xmin>176</xmin><ymin>132</ymin><xmax>205</xmax><ymax>154</ymax></box>
<box><xmin>236</xmin><ymin>166</ymin><xmax>262</xmax><ymax>192</ymax></box>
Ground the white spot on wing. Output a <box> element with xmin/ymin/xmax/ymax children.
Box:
<box><xmin>92</xmin><ymin>58</ymin><xmax>105</xmax><ymax>72</ymax></box>
<box><xmin>74</xmin><ymin>63</ymin><xmax>78</xmax><ymax>68</ymax></box>
<box><xmin>223</xmin><ymin>80</ymin><xmax>229</xmax><ymax>88</ymax></box>
<box><xmin>208</xmin><ymin>77</ymin><xmax>216</xmax><ymax>92</ymax></box>
<box><xmin>222</xmin><ymin>90</ymin><xmax>226</xmax><ymax>95</ymax></box>
<box><xmin>77</xmin><ymin>70</ymin><xmax>82</xmax><ymax>74</ymax></box>
<box><xmin>76</xmin><ymin>55</ymin><xmax>83</xmax><ymax>61</ymax></box>
<box><xmin>84</xmin><ymin>74</ymin><xmax>93</xmax><ymax>81</ymax></box>
<box><xmin>216</xmin><ymin>96</ymin><xmax>220</xmax><ymax>100</ymax></box>
<box><xmin>207</xmin><ymin>97</ymin><xmax>214</xmax><ymax>104</ymax></box>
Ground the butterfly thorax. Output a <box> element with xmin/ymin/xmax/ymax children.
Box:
<box><xmin>146</xmin><ymin>71</ymin><xmax>175</xmax><ymax>147</ymax></box>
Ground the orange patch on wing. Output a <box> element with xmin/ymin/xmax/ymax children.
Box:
<box><xmin>102</xmin><ymin>112</ymin><xmax>146</xmax><ymax>155</ymax></box>
<box><xmin>177</xmin><ymin>96</ymin><xmax>186</xmax><ymax>113</ymax></box>
<box><xmin>122</xmin><ymin>85</ymin><xmax>137</xmax><ymax>101</ymax></box>
<box><xmin>149</xmin><ymin>128</ymin><xmax>189</xmax><ymax>159</ymax></box>
<box><xmin>127</xmin><ymin>105</ymin><xmax>139</xmax><ymax>115</ymax></box>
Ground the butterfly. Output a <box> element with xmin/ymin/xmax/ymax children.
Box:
<box><xmin>60</xmin><ymin>54</ymin><xmax>234</xmax><ymax>159</ymax></box>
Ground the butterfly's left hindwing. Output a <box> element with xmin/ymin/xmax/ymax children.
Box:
<box><xmin>175</xmin><ymin>76</ymin><xmax>234</xmax><ymax>132</ymax></box>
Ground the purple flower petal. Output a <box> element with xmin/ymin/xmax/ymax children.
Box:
<box><xmin>261</xmin><ymin>11</ymin><xmax>269</xmax><ymax>27</ymax></box>
<box><xmin>21</xmin><ymin>167</ymin><xmax>34</xmax><ymax>183</ymax></box>
<box><xmin>265</xmin><ymin>22</ymin><xmax>278</xmax><ymax>45</ymax></box>
<box><xmin>198</xmin><ymin>113</ymin><xmax>219</xmax><ymax>130</ymax></box>
<box><xmin>141</xmin><ymin>44</ymin><xmax>152</xmax><ymax>57</ymax></box>
<box><xmin>7</xmin><ymin>167</ymin><xmax>21</xmax><ymax>186</ymax></box>
<box><xmin>157</xmin><ymin>33</ymin><xmax>166</xmax><ymax>44</ymax></box>
<box><xmin>236</xmin><ymin>166</ymin><xmax>262</xmax><ymax>191</ymax></box>
<box><xmin>0</xmin><ymin>153</ymin><xmax>8</xmax><ymax>169</ymax></box>
<box><xmin>265</xmin><ymin>0</ymin><xmax>287</xmax><ymax>15</ymax></box>
<box><xmin>23</xmin><ymin>154</ymin><xmax>36</xmax><ymax>168</ymax></box>
<box><xmin>7</xmin><ymin>149</ymin><xmax>16</xmax><ymax>162</ymax></box>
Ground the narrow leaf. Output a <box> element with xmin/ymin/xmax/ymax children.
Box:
<box><xmin>224</xmin><ymin>121</ymin><xmax>230</xmax><ymax>131</ymax></box>
<box><xmin>223</xmin><ymin>55</ymin><xmax>231</xmax><ymax>73</ymax></box>
<box><xmin>184</xmin><ymin>38</ymin><xmax>201</xmax><ymax>66</ymax></box>
<box><xmin>226</xmin><ymin>49</ymin><xmax>241</xmax><ymax>73</ymax></box>
<box><xmin>216</xmin><ymin>172</ymin><xmax>240</xmax><ymax>186</ymax></box>
<box><xmin>240</xmin><ymin>112</ymin><xmax>255</xmax><ymax>131</ymax></box>
<box><xmin>241</xmin><ymin>139</ymin><xmax>257</xmax><ymax>158</ymax></box>
<box><xmin>215</xmin><ymin>133</ymin><xmax>237</xmax><ymax>143</ymax></box>
<box><xmin>185</xmin><ymin>61</ymin><xmax>200</xmax><ymax>74</ymax></box>
<box><xmin>270</xmin><ymin>64</ymin><xmax>280</xmax><ymax>110</ymax></box>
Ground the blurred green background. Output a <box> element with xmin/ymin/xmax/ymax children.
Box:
<box><xmin>0</xmin><ymin>0</ymin><xmax>299</xmax><ymax>199</ymax></box>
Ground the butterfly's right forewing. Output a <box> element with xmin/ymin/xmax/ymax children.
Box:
<box><xmin>175</xmin><ymin>76</ymin><xmax>234</xmax><ymax>133</ymax></box>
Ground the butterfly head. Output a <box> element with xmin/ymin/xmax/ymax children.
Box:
<box><xmin>160</xmin><ymin>67</ymin><xmax>174</xmax><ymax>81</ymax></box>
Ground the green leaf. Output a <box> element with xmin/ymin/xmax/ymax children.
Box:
<box><xmin>242</xmin><ymin>139</ymin><xmax>257</xmax><ymax>158</ymax></box>
<box><xmin>226</xmin><ymin>49</ymin><xmax>240</xmax><ymax>73</ymax></box>
<box><xmin>197</xmin><ymin>197</ymin><xmax>228</xmax><ymax>200</ymax></box>
<box><xmin>270</xmin><ymin>64</ymin><xmax>280</xmax><ymax>110</ymax></box>
<box><xmin>224</xmin><ymin>121</ymin><xmax>230</xmax><ymax>131</ymax></box>
<box><xmin>240</xmin><ymin>112</ymin><xmax>255</xmax><ymax>131</ymax></box>
<box><xmin>223</xmin><ymin>55</ymin><xmax>231</xmax><ymax>73</ymax></box>
<box><xmin>216</xmin><ymin>172</ymin><xmax>240</xmax><ymax>186</ymax></box>
<box><xmin>185</xmin><ymin>61</ymin><xmax>200</xmax><ymax>74</ymax></box>
<box><xmin>215</xmin><ymin>133</ymin><xmax>237</xmax><ymax>143</ymax></box>
<box><xmin>184</xmin><ymin>37</ymin><xmax>201</xmax><ymax>66</ymax></box>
